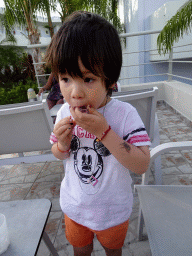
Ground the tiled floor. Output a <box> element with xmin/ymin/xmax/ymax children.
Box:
<box><xmin>1</xmin><ymin>101</ymin><xmax>192</xmax><ymax>256</ymax></box>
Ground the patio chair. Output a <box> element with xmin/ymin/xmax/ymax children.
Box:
<box><xmin>112</xmin><ymin>86</ymin><xmax>162</xmax><ymax>185</ymax></box>
<box><xmin>0</xmin><ymin>100</ymin><xmax>58</xmax><ymax>166</ymax></box>
<box><xmin>0</xmin><ymin>100</ymin><xmax>60</xmax><ymax>254</ymax></box>
<box><xmin>135</xmin><ymin>140</ymin><xmax>192</xmax><ymax>255</ymax></box>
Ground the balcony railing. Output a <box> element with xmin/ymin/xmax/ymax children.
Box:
<box><xmin>119</xmin><ymin>30</ymin><xmax>192</xmax><ymax>87</ymax></box>
<box><xmin>27</xmin><ymin>29</ymin><xmax>192</xmax><ymax>88</ymax></box>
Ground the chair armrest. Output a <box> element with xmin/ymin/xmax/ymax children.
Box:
<box><xmin>150</xmin><ymin>114</ymin><xmax>160</xmax><ymax>149</ymax></box>
<box><xmin>117</xmin><ymin>82</ymin><xmax>121</xmax><ymax>92</ymax></box>
<box><xmin>140</xmin><ymin>140</ymin><xmax>192</xmax><ymax>186</ymax></box>
<box><xmin>150</xmin><ymin>141</ymin><xmax>192</xmax><ymax>165</ymax></box>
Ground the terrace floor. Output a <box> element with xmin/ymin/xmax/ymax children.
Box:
<box><xmin>1</xmin><ymin>101</ymin><xmax>192</xmax><ymax>256</ymax></box>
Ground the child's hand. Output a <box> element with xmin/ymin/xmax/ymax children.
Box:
<box><xmin>70</xmin><ymin>106</ymin><xmax>109</xmax><ymax>139</ymax></box>
<box><xmin>53</xmin><ymin>116</ymin><xmax>76</xmax><ymax>149</ymax></box>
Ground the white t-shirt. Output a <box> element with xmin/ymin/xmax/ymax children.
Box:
<box><xmin>50</xmin><ymin>98</ymin><xmax>151</xmax><ymax>230</ymax></box>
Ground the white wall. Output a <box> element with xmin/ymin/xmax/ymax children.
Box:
<box><xmin>120</xmin><ymin>0</ymin><xmax>192</xmax><ymax>86</ymax></box>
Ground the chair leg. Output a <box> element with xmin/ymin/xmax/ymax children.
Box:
<box><xmin>43</xmin><ymin>232</ymin><xmax>59</xmax><ymax>256</ymax></box>
<box><xmin>137</xmin><ymin>207</ymin><xmax>145</xmax><ymax>241</ymax></box>
<box><xmin>154</xmin><ymin>155</ymin><xmax>162</xmax><ymax>185</ymax></box>
<box><xmin>141</xmin><ymin>165</ymin><xmax>151</xmax><ymax>186</ymax></box>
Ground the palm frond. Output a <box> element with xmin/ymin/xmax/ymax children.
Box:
<box><xmin>57</xmin><ymin>0</ymin><xmax>123</xmax><ymax>33</ymax></box>
<box><xmin>157</xmin><ymin>0</ymin><xmax>192</xmax><ymax>55</ymax></box>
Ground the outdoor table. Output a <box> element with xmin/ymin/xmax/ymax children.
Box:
<box><xmin>135</xmin><ymin>185</ymin><xmax>192</xmax><ymax>256</ymax></box>
<box><xmin>0</xmin><ymin>199</ymin><xmax>58</xmax><ymax>256</ymax></box>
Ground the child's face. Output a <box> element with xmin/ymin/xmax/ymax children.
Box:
<box><xmin>59</xmin><ymin>59</ymin><xmax>110</xmax><ymax>109</ymax></box>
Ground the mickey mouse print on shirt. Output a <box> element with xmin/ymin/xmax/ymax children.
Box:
<box><xmin>71</xmin><ymin>125</ymin><xmax>111</xmax><ymax>194</ymax></box>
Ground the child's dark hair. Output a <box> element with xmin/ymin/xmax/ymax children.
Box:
<box><xmin>45</xmin><ymin>11</ymin><xmax>122</xmax><ymax>96</ymax></box>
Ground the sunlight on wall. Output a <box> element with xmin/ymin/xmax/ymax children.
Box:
<box><xmin>132</xmin><ymin>0</ymin><xmax>138</xmax><ymax>15</ymax></box>
<box><xmin>0</xmin><ymin>0</ymin><xmax>4</xmax><ymax>7</ymax></box>
<box><xmin>128</xmin><ymin>0</ymin><xmax>139</xmax><ymax>23</ymax></box>
<box><xmin>118</xmin><ymin>0</ymin><xmax>124</xmax><ymax>24</ymax></box>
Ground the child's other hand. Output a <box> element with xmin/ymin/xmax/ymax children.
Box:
<box><xmin>53</xmin><ymin>116</ymin><xmax>76</xmax><ymax>149</ymax></box>
<box><xmin>70</xmin><ymin>106</ymin><xmax>109</xmax><ymax>139</ymax></box>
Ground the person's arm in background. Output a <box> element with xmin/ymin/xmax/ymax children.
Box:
<box><xmin>38</xmin><ymin>72</ymin><xmax>54</xmax><ymax>95</ymax></box>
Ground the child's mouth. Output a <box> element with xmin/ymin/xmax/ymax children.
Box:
<box><xmin>78</xmin><ymin>105</ymin><xmax>89</xmax><ymax>113</ymax></box>
<box><xmin>70</xmin><ymin>105</ymin><xmax>90</xmax><ymax>113</ymax></box>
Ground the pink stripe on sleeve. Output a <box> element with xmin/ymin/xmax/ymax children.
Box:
<box><xmin>127</xmin><ymin>134</ymin><xmax>150</xmax><ymax>144</ymax></box>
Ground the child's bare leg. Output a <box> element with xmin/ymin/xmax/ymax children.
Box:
<box><xmin>102</xmin><ymin>245</ymin><xmax>122</xmax><ymax>256</ymax></box>
<box><xmin>73</xmin><ymin>242</ymin><xmax>93</xmax><ymax>256</ymax></box>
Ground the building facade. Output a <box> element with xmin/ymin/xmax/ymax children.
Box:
<box><xmin>119</xmin><ymin>0</ymin><xmax>192</xmax><ymax>86</ymax></box>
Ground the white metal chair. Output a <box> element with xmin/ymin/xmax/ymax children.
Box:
<box><xmin>0</xmin><ymin>100</ymin><xmax>60</xmax><ymax>255</ymax></box>
<box><xmin>0</xmin><ymin>100</ymin><xmax>58</xmax><ymax>166</ymax></box>
<box><xmin>136</xmin><ymin>141</ymin><xmax>192</xmax><ymax>246</ymax></box>
<box><xmin>111</xmin><ymin>88</ymin><xmax>192</xmax><ymax>245</ymax></box>
<box><xmin>112</xmin><ymin>86</ymin><xmax>162</xmax><ymax>185</ymax></box>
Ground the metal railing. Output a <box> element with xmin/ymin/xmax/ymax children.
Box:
<box><xmin>119</xmin><ymin>30</ymin><xmax>192</xmax><ymax>86</ymax></box>
<box><xmin>27</xmin><ymin>30</ymin><xmax>192</xmax><ymax>88</ymax></box>
<box><xmin>27</xmin><ymin>44</ymin><xmax>49</xmax><ymax>88</ymax></box>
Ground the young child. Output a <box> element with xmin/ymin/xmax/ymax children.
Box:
<box><xmin>47</xmin><ymin>11</ymin><xmax>151</xmax><ymax>256</ymax></box>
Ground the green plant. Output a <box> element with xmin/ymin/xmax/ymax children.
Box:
<box><xmin>57</xmin><ymin>0</ymin><xmax>124</xmax><ymax>33</ymax></box>
<box><xmin>0</xmin><ymin>79</ymin><xmax>38</xmax><ymax>105</ymax></box>
<box><xmin>0</xmin><ymin>46</ymin><xmax>35</xmax><ymax>89</ymax></box>
<box><xmin>0</xmin><ymin>45</ymin><xmax>23</xmax><ymax>68</ymax></box>
<box><xmin>157</xmin><ymin>0</ymin><xmax>192</xmax><ymax>54</ymax></box>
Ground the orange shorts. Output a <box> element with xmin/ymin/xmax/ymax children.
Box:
<box><xmin>64</xmin><ymin>214</ymin><xmax>129</xmax><ymax>249</ymax></box>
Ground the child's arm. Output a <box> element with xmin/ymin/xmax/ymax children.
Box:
<box><xmin>100</xmin><ymin>129</ymin><xmax>150</xmax><ymax>175</ymax></box>
<box><xmin>51</xmin><ymin>116</ymin><xmax>76</xmax><ymax>160</ymax></box>
<box><xmin>51</xmin><ymin>142</ymin><xmax>70</xmax><ymax>160</ymax></box>
<box><xmin>70</xmin><ymin>106</ymin><xmax>150</xmax><ymax>175</ymax></box>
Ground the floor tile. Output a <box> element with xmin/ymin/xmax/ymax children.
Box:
<box><xmin>0</xmin><ymin>183</ymin><xmax>33</xmax><ymax>201</ymax></box>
